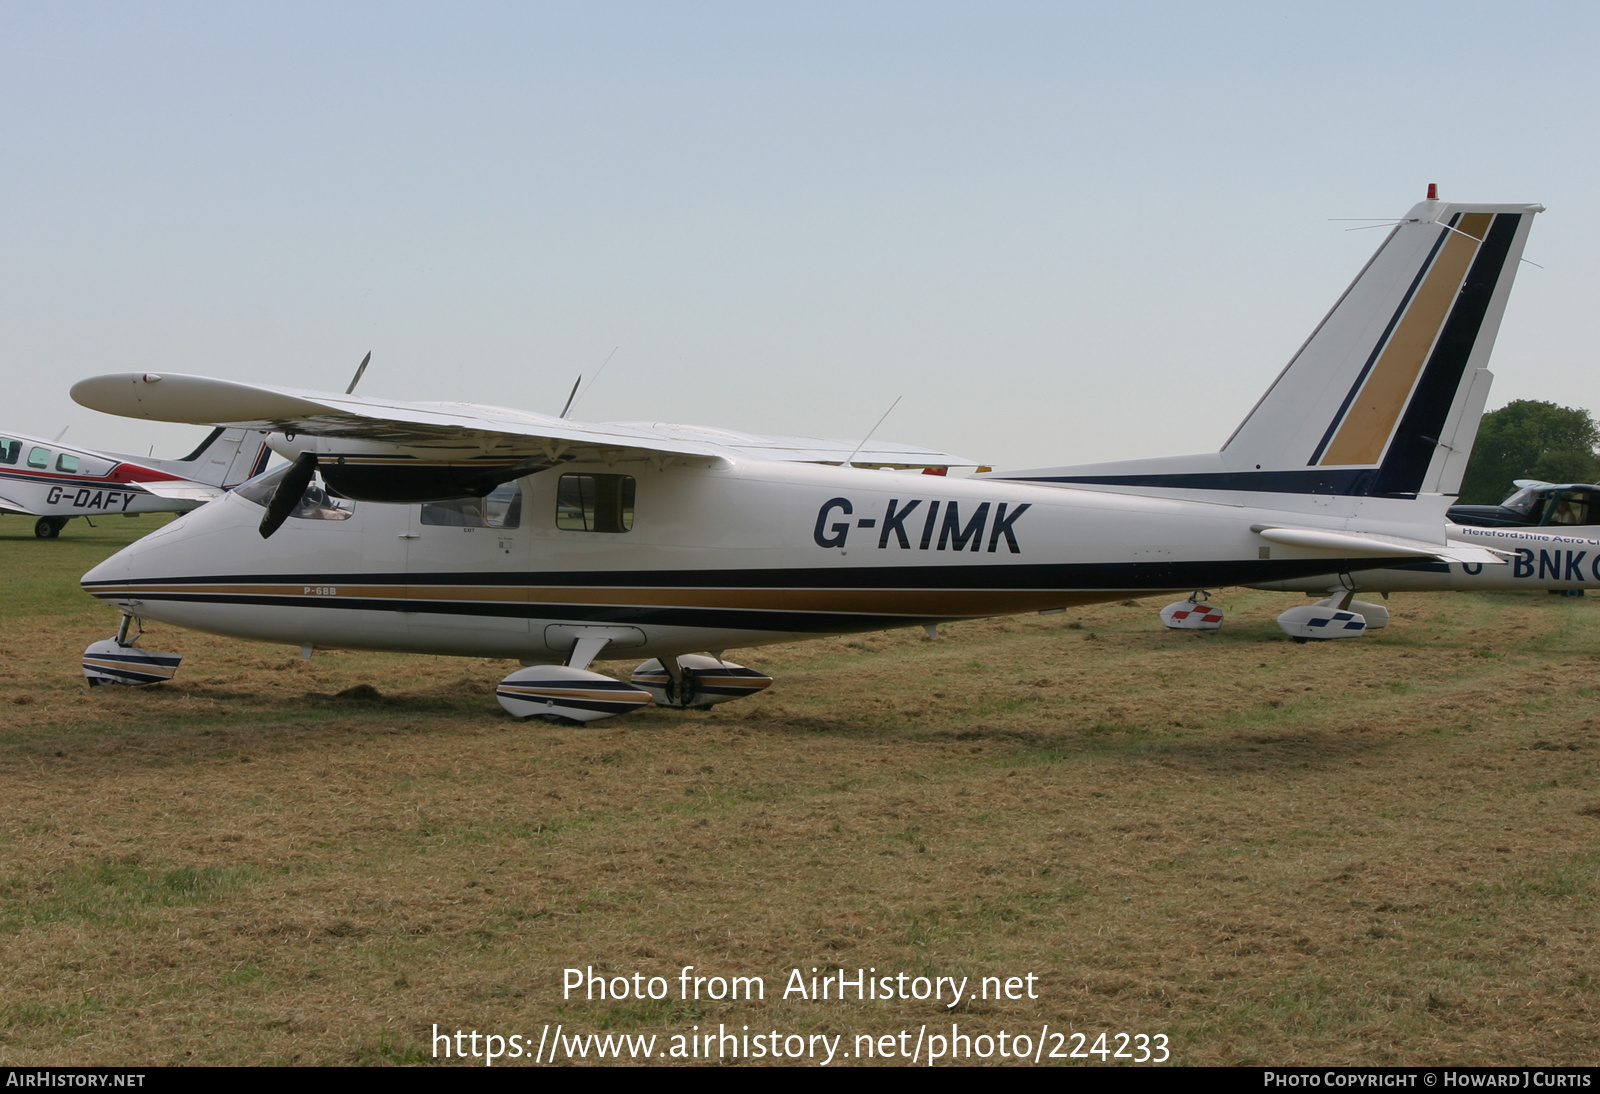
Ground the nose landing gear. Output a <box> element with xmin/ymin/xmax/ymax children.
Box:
<box><xmin>81</xmin><ymin>614</ymin><xmax>183</xmax><ymax>686</ymax></box>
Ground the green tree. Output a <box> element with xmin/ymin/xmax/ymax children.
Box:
<box><xmin>1459</xmin><ymin>400</ymin><xmax>1600</xmax><ymax>504</ymax></box>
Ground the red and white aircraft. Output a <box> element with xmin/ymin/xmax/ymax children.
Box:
<box><xmin>0</xmin><ymin>427</ymin><xmax>270</xmax><ymax>538</ymax></box>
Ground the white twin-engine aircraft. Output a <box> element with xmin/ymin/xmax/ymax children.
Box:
<box><xmin>72</xmin><ymin>193</ymin><xmax>1540</xmax><ymax>717</ymax></box>
<box><xmin>0</xmin><ymin>427</ymin><xmax>270</xmax><ymax>539</ymax></box>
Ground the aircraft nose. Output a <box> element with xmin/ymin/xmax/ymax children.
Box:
<box><xmin>82</xmin><ymin>550</ymin><xmax>124</xmax><ymax>586</ymax></box>
<box><xmin>82</xmin><ymin>538</ymin><xmax>139</xmax><ymax>595</ymax></box>
<box><xmin>81</xmin><ymin>515</ymin><xmax>175</xmax><ymax>597</ymax></box>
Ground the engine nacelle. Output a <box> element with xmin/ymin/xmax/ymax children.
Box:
<box><xmin>1277</xmin><ymin>603</ymin><xmax>1367</xmax><ymax>641</ymax></box>
<box><xmin>631</xmin><ymin>655</ymin><xmax>774</xmax><ymax>708</ymax></box>
<box><xmin>82</xmin><ymin>639</ymin><xmax>182</xmax><ymax>686</ymax></box>
<box><xmin>496</xmin><ymin>665</ymin><xmax>653</xmax><ymax>723</ymax></box>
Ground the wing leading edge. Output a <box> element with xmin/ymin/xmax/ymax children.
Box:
<box><xmin>70</xmin><ymin>373</ymin><xmax>974</xmax><ymax>471</ymax></box>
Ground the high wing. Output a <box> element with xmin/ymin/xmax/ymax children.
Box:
<box><xmin>131</xmin><ymin>481</ymin><xmax>226</xmax><ymax>502</ymax></box>
<box><xmin>70</xmin><ymin>373</ymin><xmax>973</xmax><ymax>473</ymax></box>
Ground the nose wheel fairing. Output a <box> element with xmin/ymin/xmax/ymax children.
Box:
<box><xmin>82</xmin><ymin>616</ymin><xmax>183</xmax><ymax>686</ymax></box>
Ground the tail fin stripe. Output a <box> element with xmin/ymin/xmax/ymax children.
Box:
<box><xmin>1306</xmin><ymin>221</ymin><xmax>1454</xmax><ymax>465</ymax></box>
<box><xmin>1317</xmin><ymin>213</ymin><xmax>1495</xmax><ymax>467</ymax></box>
<box><xmin>175</xmin><ymin>426</ymin><xmax>227</xmax><ymax>463</ymax></box>
<box><xmin>1370</xmin><ymin>212</ymin><xmax>1522</xmax><ymax>495</ymax></box>
<box><xmin>241</xmin><ymin>438</ymin><xmax>272</xmax><ymax>484</ymax></box>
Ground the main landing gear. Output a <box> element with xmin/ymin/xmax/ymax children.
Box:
<box><xmin>35</xmin><ymin>517</ymin><xmax>69</xmax><ymax>539</ymax></box>
<box><xmin>1276</xmin><ymin>589</ymin><xmax>1389</xmax><ymax>642</ymax></box>
<box><xmin>1158</xmin><ymin>587</ymin><xmax>1392</xmax><ymax>642</ymax></box>
<box><xmin>495</xmin><ymin>639</ymin><xmax>773</xmax><ymax>725</ymax></box>
<box><xmin>1160</xmin><ymin>592</ymin><xmax>1224</xmax><ymax>630</ymax></box>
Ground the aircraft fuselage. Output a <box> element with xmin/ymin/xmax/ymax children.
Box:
<box><xmin>81</xmin><ymin>459</ymin><xmax>1436</xmax><ymax>663</ymax></box>
<box><xmin>1255</xmin><ymin>521</ymin><xmax>1600</xmax><ymax>595</ymax></box>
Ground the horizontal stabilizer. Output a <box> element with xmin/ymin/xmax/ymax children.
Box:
<box><xmin>1251</xmin><ymin>524</ymin><xmax>1505</xmax><ymax>566</ymax></box>
<box><xmin>130</xmin><ymin>481</ymin><xmax>225</xmax><ymax>502</ymax></box>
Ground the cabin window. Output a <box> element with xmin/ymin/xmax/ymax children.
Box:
<box><xmin>421</xmin><ymin>482</ymin><xmax>523</xmax><ymax>528</ymax></box>
<box><xmin>0</xmin><ymin>439</ymin><xmax>18</xmax><ymax>465</ymax></box>
<box><xmin>1544</xmin><ymin>491</ymin><xmax>1595</xmax><ymax>526</ymax></box>
<box><xmin>556</xmin><ymin>473</ymin><xmax>635</xmax><ymax>533</ymax></box>
<box><xmin>56</xmin><ymin>454</ymin><xmax>80</xmax><ymax>474</ymax></box>
<box><xmin>27</xmin><ymin>447</ymin><xmax>50</xmax><ymax>469</ymax></box>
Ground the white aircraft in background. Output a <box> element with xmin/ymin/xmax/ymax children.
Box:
<box><xmin>70</xmin><ymin>191</ymin><xmax>1539</xmax><ymax>711</ymax></box>
<box><xmin>0</xmin><ymin>427</ymin><xmax>271</xmax><ymax>538</ymax></box>
<box><xmin>1241</xmin><ymin>481</ymin><xmax>1600</xmax><ymax>637</ymax></box>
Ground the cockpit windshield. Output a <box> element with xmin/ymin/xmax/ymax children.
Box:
<box><xmin>234</xmin><ymin>463</ymin><xmax>354</xmax><ymax>521</ymax></box>
<box><xmin>1500</xmin><ymin>487</ymin><xmax>1541</xmax><ymax>517</ymax></box>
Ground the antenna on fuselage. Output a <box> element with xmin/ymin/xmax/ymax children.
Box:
<box><xmin>53</xmin><ymin>426</ymin><xmax>69</xmax><ymax>442</ymax></box>
<box><xmin>844</xmin><ymin>396</ymin><xmax>903</xmax><ymax>469</ymax></box>
<box><xmin>345</xmin><ymin>351</ymin><xmax>372</xmax><ymax>395</ymax></box>
<box><xmin>561</xmin><ymin>346</ymin><xmax>619</xmax><ymax>419</ymax></box>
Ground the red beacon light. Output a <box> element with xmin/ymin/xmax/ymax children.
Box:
<box><xmin>1427</xmin><ymin>183</ymin><xmax>1438</xmax><ymax>200</ymax></box>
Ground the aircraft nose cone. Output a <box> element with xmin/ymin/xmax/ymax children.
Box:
<box><xmin>82</xmin><ymin>540</ymin><xmax>136</xmax><ymax>593</ymax></box>
<box><xmin>81</xmin><ymin>515</ymin><xmax>173</xmax><ymax>596</ymax></box>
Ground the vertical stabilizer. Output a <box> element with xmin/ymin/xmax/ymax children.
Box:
<box><xmin>1224</xmin><ymin>198</ymin><xmax>1537</xmax><ymax>494</ymax></box>
<box><xmin>113</xmin><ymin>428</ymin><xmax>273</xmax><ymax>488</ymax></box>
<box><xmin>993</xmin><ymin>195</ymin><xmax>1541</xmax><ymax>499</ymax></box>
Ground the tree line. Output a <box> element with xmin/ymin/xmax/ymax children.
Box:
<box><xmin>1459</xmin><ymin>400</ymin><xmax>1600</xmax><ymax>504</ymax></box>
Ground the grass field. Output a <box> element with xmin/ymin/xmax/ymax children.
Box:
<box><xmin>2</xmin><ymin>515</ymin><xmax>1598</xmax><ymax>1066</ymax></box>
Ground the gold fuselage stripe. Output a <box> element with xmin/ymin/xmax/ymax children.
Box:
<box><xmin>86</xmin><ymin>581</ymin><xmax>1111</xmax><ymax>617</ymax></box>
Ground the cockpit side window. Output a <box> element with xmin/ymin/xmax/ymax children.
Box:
<box><xmin>556</xmin><ymin>473</ymin><xmax>635</xmax><ymax>533</ymax></box>
<box><xmin>1544</xmin><ymin>491</ymin><xmax>1593</xmax><ymax>526</ymax></box>
<box><xmin>422</xmin><ymin>482</ymin><xmax>523</xmax><ymax>528</ymax></box>
<box><xmin>0</xmin><ymin>439</ymin><xmax>19</xmax><ymax>465</ymax></box>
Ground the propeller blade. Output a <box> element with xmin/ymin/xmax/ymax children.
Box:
<box><xmin>345</xmin><ymin>351</ymin><xmax>372</xmax><ymax>395</ymax></box>
<box><xmin>259</xmin><ymin>451</ymin><xmax>318</xmax><ymax>539</ymax></box>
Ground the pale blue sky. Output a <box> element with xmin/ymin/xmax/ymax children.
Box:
<box><xmin>4</xmin><ymin>2</ymin><xmax>1596</xmax><ymax>469</ymax></box>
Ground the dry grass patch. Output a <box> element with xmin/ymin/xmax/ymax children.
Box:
<box><xmin>2</xmin><ymin>519</ymin><xmax>1599</xmax><ymax>1064</ymax></box>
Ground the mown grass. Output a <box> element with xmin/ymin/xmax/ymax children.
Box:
<box><xmin>2</xmin><ymin>525</ymin><xmax>1600</xmax><ymax>1064</ymax></box>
